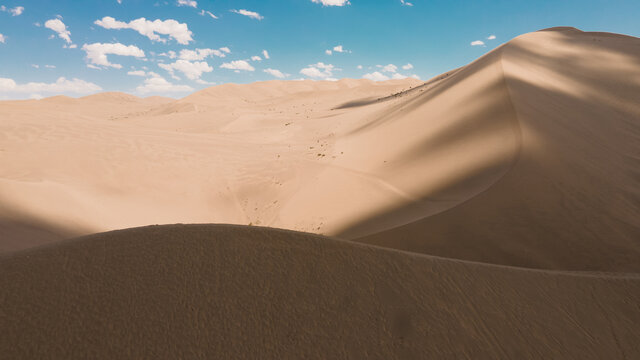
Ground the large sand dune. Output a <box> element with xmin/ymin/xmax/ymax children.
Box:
<box><xmin>2</xmin><ymin>224</ymin><xmax>639</xmax><ymax>359</ymax></box>
<box><xmin>1</xmin><ymin>27</ymin><xmax>640</xmax><ymax>357</ymax></box>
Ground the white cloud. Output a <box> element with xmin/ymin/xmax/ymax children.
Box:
<box><xmin>333</xmin><ymin>45</ymin><xmax>347</xmax><ymax>53</ymax></box>
<box><xmin>135</xmin><ymin>73</ymin><xmax>193</xmax><ymax>94</ymax></box>
<box><xmin>178</xmin><ymin>48</ymin><xmax>228</xmax><ymax>60</ymax></box>
<box><xmin>263</xmin><ymin>68</ymin><xmax>288</xmax><ymax>79</ymax></box>
<box><xmin>31</xmin><ymin>64</ymin><xmax>40</xmax><ymax>69</ymax></box>
<box><xmin>326</xmin><ymin>44</ymin><xmax>350</xmax><ymax>55</ymax></box>
<box><xmin>195</xmin><ymin>79</ymin><xmax>214</xmax><ymax>85</ymax></box>
<box><xmin>487</xmin><ymin>35</ymin><xmax>496</xmax><ymax>40</ymax></box>
<box><xmin>402</xmin><ymin>63</ymin><xmax>413</xmax><ymax>70</ymax></box>
<box><xmin>160</xmin><ymin>50</ymin><xmax>177</xmax><ymax>59</ymax></box>
<box><xmin>159</xmin><ymin>59</ymin><xmax>213</xmax><ymax>80</ymax></box>
<box><xmin>357</xmin><ymin>65</ymin><xmax>363</xmax><ymax>69</ymax></box>
<box><xmin>45</xmin><ymin>19</ymin><xmax>72</xmax><ymax>44</ymax></box>
<box><xmin>380</xmin><ymin>64</ymin><xmax>398</xmax><ymax>73</ymax></box>
<box><xmin>471</xmin><ymin>40</ymin><xmax>485</xmax><ymax>46</ymax></box>
<box><xmin>1</xmin><ymin>5</ymin><xmax>24</xmax><ymax>16</ymax></box>
<box><xmin>311</xmin><ymin>0</ymin><xmax>350</xmax><ymax>6</ymax></box>
<box><xmin>177</xmin><ymin>0</ymin><xmax>197</xmax><ymax>8</ymax></box>
<box><xmin>199</xmin><ymin>10</ymin><xmax>218</xmax><ymax>19</ymax></box>
<box><xmin>0</xmin><ymin>34</ymin><xmax>5</xmax><ymax>43</ymax></box>
<box><xmin>363</xmin><ymin>72</ymin><xmax>389</xmax><ymax>81</ymax></box>
<box><xmin>262</xmin><ymin>50</ymin><xmax>270</xmax><ymax>59</ymax></box>
<box><xmin>127</xmin><ymin>70</ymin><xmax>147</xmax><ymax>76</ymax></box>
<box><xmin>117</xmin><ymin>0</ymin><xmax>122</xmax><ymax>3</ymax></box>
<box><xmin>45</xmin><ymin>65</ymin><xmax>56</xmax><ymax>69</ymax></box>
<box><xmin>94</xmin><ymin>16</ymin><xmax>193</xmax><ymax>45</ymax></box>
<box><xmin>0</xmin><ymin>77</ymin><xmax>102</xmax><ymax>94</ymax></box>
<box><xmin>300</xmin><ymin>62</ymin><xmax>336</xmax><ymax>79</ymax></box>
<box><xmin>391</xmin><ymin>73</ymin><xmax>421</xmax><ymax>80</ymax></box>
<box><xmin>230</xmin><ymin>9</ymin><xmax>264</xmax><ymax>20</ymax></box>
<box><xmin>220</xmin><ymin>60</ymin><xmax>255</xmax><ymax>71</ymax></box>
<box><xmin>82</xmin><ymin>42</ymin><xmax>146</xmax><ymax>69</ymax></box>
<box><xmin>400</xmin><ymin>0</ymin><xmax>413</xmax><ymax>6</ymax></box>
<box><xmin>11</xmin><ymin>6</ymin><xmax>23</xmax><ymax>16</ymax></box>
<box><xmin>251</xmin><ymin>55</ymin><xmax>262</xmax><ymax>61</ymax></box>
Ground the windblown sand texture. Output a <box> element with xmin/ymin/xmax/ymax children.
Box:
<box><xmin>1</xmin><ymin>27</ymin><xmax>639</xmax><ymax>358</ymax></box>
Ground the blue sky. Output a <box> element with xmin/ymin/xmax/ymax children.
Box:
<box><xmin>0</xmin><ymin>0</ymin><xmax>639</xmax><ymax>99</ymax></box>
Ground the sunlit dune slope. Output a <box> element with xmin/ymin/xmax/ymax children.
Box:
<box><xmin>0</xmin><ymin>78</ymin><xmax>422</xmax><ymax>250</ymax></box>
<box><xmin>1</xmin><ymin>224</ymin><xmax>639</xmax><ymax>359</ymax></box>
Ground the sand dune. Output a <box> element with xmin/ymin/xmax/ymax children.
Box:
<box><xmin>2</xmin><ymin>27</ymin><xmax>638</xmax><ymax>272</ymax></box>
<box><xmin>1</xmin><ymin>224</ymin><xmax>639</xmax><ymax>359</ymax></box>
<box><xmin>345</xmin><ymin>27</ymin><xmax>640</xmax><ymax>272</ymax></box>
<box><xmin>1</xmin><ymin>27</ymin><xmax>640</xmax><ymax>357</ymax></box>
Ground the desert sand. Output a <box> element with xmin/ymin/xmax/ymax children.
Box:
<box><xmin>1</xmin><ymin>27</ymin><xmax>639</xmax><ymax>358</ymax></box>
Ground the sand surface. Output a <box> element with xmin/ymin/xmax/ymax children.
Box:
<box><xmin>1</xmin><ymin>27</ymin><xmax>640</xmax><ymax>358</ymax></box>
<box><xmin>2</xmin><ymin>224</ymin><xmax>640</xmax><ymax>359</ymax></box>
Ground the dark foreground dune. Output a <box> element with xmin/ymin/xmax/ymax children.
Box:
<box><xmin>1</xmin><ymin>224</ymin><xmax>639</xmax><ymax>359</ymax></box>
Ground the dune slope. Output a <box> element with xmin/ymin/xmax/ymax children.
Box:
<box><xmin>342</xmin><ymin>27</ymin><xmax>640</xmax><ymax>272</ymax></box>
<box><xmin>1</xmin><ymin>224</ymin><xmax>639</xmax><ymax>359</ymax></box>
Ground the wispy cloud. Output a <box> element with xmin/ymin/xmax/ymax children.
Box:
<box><xmin>199</xmin><ymin>10</ymin><xmax>218</xmax><ymax>19</ymax></box>
<box><xmin>45</xmin><ymin>19</ymin><xmax>72</xmax><ymax>44</ymax></box>
<box><xmin>0</xmin><ymin>5</ymin><xmax>24</xmax><ymax>16</ymax></box>
<box><xmin>178</xmin><ymin>48</ymin><xmax>229</xmax><ymax>60</ymax></box>
<box><xmin>177</xmin><ymin>0</ymin><xmax>197</xmax><ymax>8</ymax></box>
<box><xmin>264</xmin><ymin>68</ymin><xmax>289</xmax><ymax>78</ymax></box>
<box><xmin>311</xmin><ymin>0</ymin><xmax>350</xmax><ymax>6</ymax></box>
<box><xmin>220</xmin><ymin>60</ymin><xmax>255</xmax><ymax>71</ymax></box>
<box><xmin>230</xmin><ymin>9</ymin><xmax>264</xmax><ymax>20</ymax></box>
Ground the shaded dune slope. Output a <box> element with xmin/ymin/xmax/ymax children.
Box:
<box><xmin>1</xmin><ymin>224</ymin><xmax>639</xmax><ymax>359</ymax></box>
<box><xmin>339</xmin><ymin>27</ymin><xmax>640</xmax><ymax>272</ymax></box>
